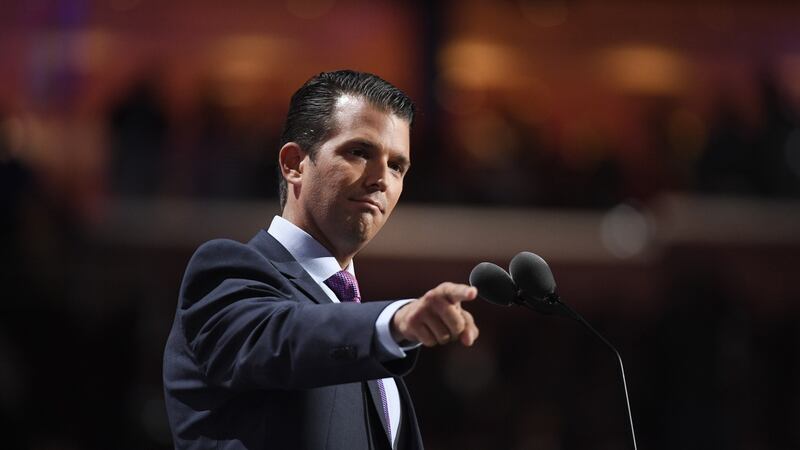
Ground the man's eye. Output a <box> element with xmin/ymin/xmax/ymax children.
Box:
<box><xmin>350</xmin><ymin>148</ymin><xmax>367</xmax><ymax>158</ymax></box>
<box><xmin>390</xmin><ymin>163</ymin><xmax>404</xmax><ymax>174</ymax></box>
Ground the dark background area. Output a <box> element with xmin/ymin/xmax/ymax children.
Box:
<box><xmin>1</xmin><ymin>1</ymin><xmax>799</xmax><ymax>449</ymax></box>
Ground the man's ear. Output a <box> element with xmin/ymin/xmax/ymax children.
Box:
<box><xmin>278</xmin><ymin>142</ymin><xmax>307</xmax><ymax>187</ymax></box>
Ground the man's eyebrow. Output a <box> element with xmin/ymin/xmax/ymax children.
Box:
<box><xmin>346</xmin><ymin>138</ymin><xmax>379</xmax><ymax>150</ymax></box>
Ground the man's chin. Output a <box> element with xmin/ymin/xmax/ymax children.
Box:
<box><xmin>345</xmin><ymin>216</ymin><xmax>382</xmax><ymax>246</ymax></box>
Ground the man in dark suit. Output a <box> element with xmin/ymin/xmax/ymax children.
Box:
<box><xmin>163</xmin><ymin>70</ymin><xmax>479</xmax><ymax>449</ymax></box>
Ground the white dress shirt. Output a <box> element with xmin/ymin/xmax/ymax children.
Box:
<box><xmin>268</xmin><ymin>215</ymin><xmax>414</xmax><ymax>445</ymax></box>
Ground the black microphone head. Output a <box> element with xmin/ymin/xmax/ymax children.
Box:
<box><xmin>509</xmin><ymin>251</ymin><xmax>556</xmax><ymax>300</ymax></box>
<box><xmin>469</xmin><ymin>262</ymin><xmax>517</xmax><ymax>306</ymax></box>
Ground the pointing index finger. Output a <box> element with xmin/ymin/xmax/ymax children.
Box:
<box><xmin>441</xmin><ymin>283</ymin><xmax>478</xmax><ymax>305</ymax></box>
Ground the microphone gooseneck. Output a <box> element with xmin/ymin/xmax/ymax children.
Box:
<box><xmin>535</xmin><ymin>300</ymin><xmax>638</xmax><ymax>450</ymax></box>
<box><xmin>469</xmin><ymin>252</ymin><xmax>639</xmax><ymax>450</ymax></box>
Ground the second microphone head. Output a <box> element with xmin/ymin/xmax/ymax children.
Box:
<box><xmin>509</xmin><ymin>251</ymin><xmax>556</xmax><ymax>300</ymax></box>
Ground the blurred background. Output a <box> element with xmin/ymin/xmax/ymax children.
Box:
<box><xmin>2</xmin><ymin>0</ymin><xmax>800</xmax><ymax>449</ymax></box>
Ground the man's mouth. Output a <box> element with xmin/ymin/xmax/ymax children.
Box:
<box><xmin>351</xmin><ymin>197</ymin><xmax>385</xmax><ymax>213</ymax></box>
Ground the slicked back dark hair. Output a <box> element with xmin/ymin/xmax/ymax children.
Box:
<box><xmin>277</xmin><ymin>70</ymin><xmax>415</xmax><ymax>211</ymax></box>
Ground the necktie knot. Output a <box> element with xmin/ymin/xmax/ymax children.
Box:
<box><xmin>324</xmin><ymin>270</ymin><xmax>361</xmax><ymax>303</ymax></box>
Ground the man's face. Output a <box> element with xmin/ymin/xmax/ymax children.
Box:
<box><xmin>294</xmin><ymin>95</ymin><xmax>411</xmax><ymax>260</ymax></box>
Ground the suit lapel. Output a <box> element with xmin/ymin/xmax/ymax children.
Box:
<box><xmin>248</xmin><ymin>229</ymin><xmax>333</xmax><ymax>305</ymax></box>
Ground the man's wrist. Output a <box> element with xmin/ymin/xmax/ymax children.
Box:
<box><xmin>374</xmin><ymin>299</ymin><xmax>418</xmax><ymax>359</ymax></box>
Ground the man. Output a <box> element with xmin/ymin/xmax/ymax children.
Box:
<box><xmin>163</xmin><ymin>70</ymin><xmax>479</xmax><ymax>449</ymax></box>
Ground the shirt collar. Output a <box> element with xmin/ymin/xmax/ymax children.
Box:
<box><xmin>267</xmin><ymin>216</ymin><xmax>355</xmax><ymax>284</ymax></box>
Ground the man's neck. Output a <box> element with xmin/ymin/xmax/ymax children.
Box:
<box><xmin>280</xmin><ymin>212</ymin><xmax>354</xmax><ymax>269</ymax></box>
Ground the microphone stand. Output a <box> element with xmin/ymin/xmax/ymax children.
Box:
<box><xmin>518</xmin><ymin>293</ymin><xmax>639</xmax><ymax>450</ymax></box>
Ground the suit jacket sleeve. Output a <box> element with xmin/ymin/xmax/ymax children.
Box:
<box><xmin>176</xmin><ymin>238</ymin><xmax>418</xmax><ymax>391</ymax></box>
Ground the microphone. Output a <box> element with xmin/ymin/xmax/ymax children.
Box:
<box><xmin>469</xmin><ymin>252</ymin><xmax>639</xmax><ymax>450</ymax></box>
<box><xmin>511</xmin><ymin>251</ymin><xmax>569</xmax><ymax>317</ymax></box>
<box><xmin>469</xmin><ymin>253</ymin><xmax>573</xmax><ymax>318</ymax></box>
<box><xmin>468</xmin><ymin>262</ymin><xmax>516</xmax><ymax>306</ymax></box>
<box><xmin>509</xmin><ymin>251</ymin><xmax>556</xmax><ymax>300</ymax></box>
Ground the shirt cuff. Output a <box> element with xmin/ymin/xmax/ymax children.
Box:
<box><xmin>374</xmin><ymin>299</ymin><xmax>421</xmax><ymax>360</ymax></box>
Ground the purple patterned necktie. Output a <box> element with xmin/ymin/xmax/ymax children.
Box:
<box><xmin>324</xmin><ymin>270</ymin><xmax>392</xmax><ymax>441</ymax></box>
<box><xmin>324</xmin><ymin>270</ymin><xmax>361</xmax><ymax>304</ymax></box>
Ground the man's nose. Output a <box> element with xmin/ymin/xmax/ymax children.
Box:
<box><xmin>364</xmin><ymin>160</ymin><xmax>389</xmax><ymax>191</ymax></box>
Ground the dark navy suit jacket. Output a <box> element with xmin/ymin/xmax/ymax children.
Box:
<box><xmin>163</xmin><ymin>229</ymin><xmax>423</xmax><ymax>449</ymax></box>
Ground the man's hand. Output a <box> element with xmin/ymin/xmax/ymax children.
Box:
<box><xmin>391</xmin><ymin>282</ymin><xmax>479</xmax><ymax>347</ymax></box>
